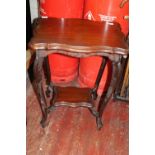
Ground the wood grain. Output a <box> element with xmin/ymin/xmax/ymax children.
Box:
<box><xmin>29</xmin><ymin>18</ymin><xmax>128</xmax><ymax>56</ymax></box>
<box><xmin>47</xmin><ymin>86</ymin><xmax>93</xmax><ymax>108</ymax></box>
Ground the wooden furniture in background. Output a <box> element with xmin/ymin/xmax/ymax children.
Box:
<box><xmin>29</xmin><ymin>18</ymin><xmax>128</xmax><ymax>129</ymax></box>
<box><xmin>26</xmin><ymin>50</ymin><xmax>32</xmax><ymax>91</ymax></box>
<box><xmin>26</xmin><ymin>50</ymin><xmax>32</xmax><ymax>70</ymax></box>
<box><xmin>120</xmin><ymin>57</ymin><xmax>129</xmax><ymax>98</ymax></box>
<box><xmin>26</xmin><ymin>0</ymin><xmax>32</xmax><ymax>49</ymax></box>
<box><xmin>114</xmin><ymin>32</ymin><xmax>129</xmax><ymax>101</ymax></box>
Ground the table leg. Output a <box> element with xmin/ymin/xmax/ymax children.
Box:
<box><xmin>33</xmin><ymin>53</ymin><xmax>48</xmax><ymax>128</ymax></box>
<box><xmin>96</xmin><ymin>60</ymin><xmax>122</xmax><ymax>130</ymax></box>
<box><xmin>88</xmin><ymin>57</ymin><xmax>107</xmax><ymax>118</ymax></box>
<box><xmin>44</xmin><ymin>57</ymin><xmax>54</xmax><ymax>98</ymax></box>
<box><xmin>92</xmin><ymin>57</ymin><xmax>108</xmax><ymax>100</ymax></box>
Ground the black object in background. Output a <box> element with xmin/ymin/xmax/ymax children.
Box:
<box><xmin>26</xmin><ymin>0</ymin><xmax>32</xmax><ymax>49</ymax></box>
<box><xmin>26</xmin><ymin>0</ymin><xmax>34</xmax><ymax>83</ymax></box>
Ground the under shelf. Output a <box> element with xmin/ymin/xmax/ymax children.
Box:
<box><xmin>52</xmin><ymin>86</ymin><xmax>93</xmax><ymax>108</ymax></box>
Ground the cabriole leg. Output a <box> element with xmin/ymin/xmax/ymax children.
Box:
<box><xmin>97</xmin><ymin>60</ymin><xmax>122</xmax><ymax>130</ymax></box>
<box><xmin>33</xmin><ymin>53</ymin><xmax>48</xmax><ymax>128</ymax></box>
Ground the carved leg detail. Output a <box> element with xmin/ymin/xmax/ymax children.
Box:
<box><xmin>89</xmin><ymin>106</ymin><xmax>99</xmax><ymax>117</ymax></box>
<box><xmin>47</xmin><ymin>105</ymin><xmax>56</xmax><ymax>113</ymax></box>
<box><xmin>97</xmin><ymin>60</ymin><xmax>122</xmax><ymax>130</ymax></box>
<box><xmin>46</xmin><ymin>82</ymin><xmax>54</xmax><ymax>98</ymax></box>
<box><xmin>33</xmin><ymin>53</ymin><xmax>48</xmax><ymax>128</ymax></box>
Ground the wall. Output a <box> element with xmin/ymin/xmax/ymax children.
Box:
<box><xmin>29</xmin><ymin>0</ymin><xmax>39</xmax><ymax>23</ymax></box>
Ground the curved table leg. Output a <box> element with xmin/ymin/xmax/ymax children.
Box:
<box><xmin>33</xmin><ymin>53</ymin><xmax>48</xmax><ymax>128</ymax></box>
<box><xmin>96</xmin><ymin>60</ymin><xmax>122</xmax><ymax>130</ymax></box>
<box><xmin>92</xmin><ymin>57</ymin><xmax>107</xmax><ymax>100</ymax></box>
<box><xmin>44</xmin><ymin>57</ymin><xmax>54</xmax><ymax>98</ymax></box>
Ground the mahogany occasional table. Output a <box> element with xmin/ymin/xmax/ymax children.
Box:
<box><xmin>28</xmin><ymin>18</ymin><xmax>128</xmax><ymax>130</ymax></box>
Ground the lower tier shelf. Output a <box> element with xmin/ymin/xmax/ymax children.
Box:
<box><xmin>51</xmin><ymin>86</ymin><xmax>93</xmax><ymax>108</ymax></box>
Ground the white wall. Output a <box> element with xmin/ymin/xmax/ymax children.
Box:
<box><xmin>29</xmin><ymin>0</ymin><xmax>39</xmax><ymax>23</ymax></box>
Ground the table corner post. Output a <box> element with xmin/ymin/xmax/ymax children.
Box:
<box><xmin>33</xmin><ymin>50</ymin><xmax>49</xmax><ymax>128</ymax></box>
<box><xmin>96</xmin><ymin>55</ymin><xmax>122</xmax><ymax>130</ymax></box>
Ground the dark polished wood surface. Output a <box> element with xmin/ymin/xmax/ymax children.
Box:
<box><xmin>54</xmin><ymin>86</ymin><xmax>92</xmax><ymax>103</ymax></box>
<box><xmin>29</xmin><ymin>18</ymin><xmax>128</xmax><ymax>56</ymax></box>
<box><xmin>51</xmin><ymin>87</ymin><xmax>93</xmax><ymax>108</ymax></box>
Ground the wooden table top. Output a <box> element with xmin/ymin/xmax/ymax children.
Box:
<box><xmin>29</xmin><ymin>18</ymin><xmax>128</xmax><ymax>56</ymax></box>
